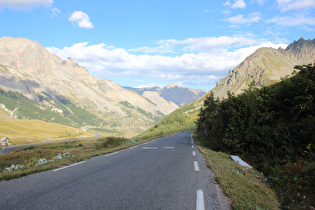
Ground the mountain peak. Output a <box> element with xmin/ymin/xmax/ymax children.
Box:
<box><xmin>285</xmin><ymin>38</ymin><xmax>315</xmax><ymax>61</ymax></box>
<box><xmin>66</xmin><ymin>57</ymin><xmax>74</xmax><ymax>65</ymax></box>
<box><xmin>164</xmin><ymin>83</ymin><xmax>179</xmax><ymax>89</ymax></box>
<box><xmin>211</xmin><ymin>37</ymin><xmax>315</xmax><ymax>99</ymax></box>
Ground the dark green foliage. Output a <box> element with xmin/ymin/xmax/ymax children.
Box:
<box><xmin>195</xmin><ymin>64</ymin><xmax>315</xmax><ymax>208</ymax></box>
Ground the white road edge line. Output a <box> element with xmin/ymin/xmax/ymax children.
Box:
<box><xmin>53</xmin><ymin>161</ymin><xmax>86</xmax><ymax>172</ymax></box>
<box><xmin>192</xmin><ymin>145</ymin><xmax>195</xmax><ymax>149</ymax></box>
<box><xmin>196</xmin><ymin>189</ymin><xmax>205</xmax><ymax>210</ymax></box>
<box><xmin>193</xmin><ymin>151</ymin><xmax>196</xmax><ymax>156</ymax></box>
<box><xmin>128</xmin><ymin>146</ymin><xmax>138</xmax><ymax>150</ymax></box>
<box><xmin>142</xmin><ymin>147</ymin><xmax>158</xmax><ymax>149</ymax></box>
<box><xmin>104</xmin><ymin>151</ymin><xmax>119</xmax><ymax>157</ymax></box>
<box><xmin>194</xmin><ymin>161</ymin><xmax>200</xmax><ymax>171</ymax></box>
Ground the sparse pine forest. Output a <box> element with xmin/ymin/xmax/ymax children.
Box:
<box><xmin>195</xmin><ymin>64</ymin><xmax>315</xmax><ymax>209</ymax></box>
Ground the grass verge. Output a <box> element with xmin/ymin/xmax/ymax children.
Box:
<box><xmin>0</xmin><ymin>119</ymin><xmax>93</xmax><ymax>145</ymax></box>
<box><xmin>0</xmin><ymin>136</ymin><xmax>143</xmax><ymax>181</ymax></box>
<box><xmin>197</xmin><ymin>144</ymin><xmax>280</xmax><ymax>209</ymax></box>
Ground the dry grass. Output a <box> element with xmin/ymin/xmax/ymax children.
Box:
<box><xmin>197</xmin><ymin>145</ymin><xmax>280</xmax><ymax>209</ymax></box>
<box><xmin>0</xmin><ymin>119</ymin><xmax>93</xmax><ymax>145</ymax></box>
<box><xmin>0</xmin><ymin>136</ymin><xmax>140</xmax><ymax>181</ymax></box>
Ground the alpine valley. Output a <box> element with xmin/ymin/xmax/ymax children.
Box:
<box><xmin>0</xmin><ymin>37</ymin><xmax>314</xmax><ymax>138</ymax></box>
<box><xmin>0</xmin><ymin>37</ymin><xmax>183</xmax><ymax>137</ymax></box>
<box><xmin>139</xmin><ymin>38</ymin><xmax>315</xmax><ymax>138</ymax></box>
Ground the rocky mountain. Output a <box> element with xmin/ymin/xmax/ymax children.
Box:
<box><xmin>139</xmin><ymin>38</ymin><xmax>315</xmax><ymax>138</ymax></box>
<box><xmin>124</xmin><ymin>84</ymin><xmax>207</xmax><ymax>107</ymax></box>
<box><xmin>0</xmin><ymin>37</ymin><xmax>178</xmax><ymax>137</ymax></box>
<box><xmin>211</xmin><ymin>38</ymin><xmax>315</xmax><ymax>99</ymax></box>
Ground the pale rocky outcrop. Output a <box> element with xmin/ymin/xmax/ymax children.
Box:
<box><xmin>0</xmin><ymin>37</ymin><xmax>178</xmax><ymax>136</ymax></box>
<box><xmin>211</xmin><ymin>38</ymin><xmax>315</xmax><ymax>99</ymax></box>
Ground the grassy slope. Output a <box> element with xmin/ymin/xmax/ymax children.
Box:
<box><xmin>136</xmin><ymin>101</ymin><xmax>202</xmax><ymax>139</ymax></box>
<box><xmin>197</xmin><ymin>144</ymin><xmax>280</xmax><ymax>209</ymax></box>
<box><xmin>0</xmin><ymin>119</ymin><xmax>93</xmax><ymax>145</ymax></box>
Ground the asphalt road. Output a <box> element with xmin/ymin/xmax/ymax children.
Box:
<box><xmin>0</xmin><ymin>131</ymin><xmax>230</xmax><ymax>209</ymax></box>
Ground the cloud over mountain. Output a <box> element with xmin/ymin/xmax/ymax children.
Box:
<box><xmin>47</xmin><ymin>36</ymin><xmax>287</xmax><ymax>89</ymax></box>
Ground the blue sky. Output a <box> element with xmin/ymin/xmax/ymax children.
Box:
<box><xmin>0</xmin><ymin>0</ymin><xmax>314</xmax><ymax>91</ymax></box>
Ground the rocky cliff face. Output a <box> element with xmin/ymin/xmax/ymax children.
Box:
<box><xmin>211</xmin><ymin>38</ymin><xmax>315</xmax><ymax>99</ymax></box>
<box><xmin>0</xmin><ymin>37</ymin><xmax>178</xmax><ymax>136</ymax></box>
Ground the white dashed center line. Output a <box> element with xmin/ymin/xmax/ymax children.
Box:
<box><xmin>192</xmin><ymin>151</ymin><xmax>196</xmax><ymax>156</ymax></box>
<box><xmin>142</xmin><ymin>147</ymin><xmax>158</xmax><ymax>149</ymax></box>
<box><xmin>196</xmin><ymin>189</ymin><xmax>205</xmax><ymax>210</ymax></box>
<box><xmin>194</xmin><ymin>161</ymin><xmax>200</xmax><ymax>171</ymax></box>
<box><xmin>192</xmin><ymin>145</ymin><xmax>195</xmax><ymax>149</ymax></box>
<box><xmin>163</xmin><ymin>147</ymin><xmax>175</xmax><ymax>149</ymax></box>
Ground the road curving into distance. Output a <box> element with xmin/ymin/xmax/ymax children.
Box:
<box><xmin>0</xmin><ymin>131</ymin><xmax>230</xmax><ymax>209</ymax></box>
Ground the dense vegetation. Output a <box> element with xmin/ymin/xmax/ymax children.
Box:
<box><xmin>195</xmin><ymin>64</ymin><xmax>315</xmax><ymax>209</ymax></box>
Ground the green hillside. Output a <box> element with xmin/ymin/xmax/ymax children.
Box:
<box><xmin>136</xmin><ymin>100</ymin><xmax>201</xmax><ymax>139</ymax></box>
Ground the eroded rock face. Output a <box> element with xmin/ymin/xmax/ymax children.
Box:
<box><xmin>211</xmin><ymin>38</ymin><xmax>315</xmax><ymax>99</ymax></box>
<box><xmin>0</xmin><ymin>37</ymin><xmax>178</xmax><ymax>136</ymax></box>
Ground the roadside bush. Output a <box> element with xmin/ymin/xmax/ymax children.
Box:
<box><xmin>195</xmin><ymin>64</ymin><xmax>315</xmax><ymax>208</ymax></box>
<box><xmin>96</xmin><ymin>137</ymin><xmax>127</xmax><ymax>149</ymax></box>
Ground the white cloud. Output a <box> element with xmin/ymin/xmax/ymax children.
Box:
<box><xmin>268</xmin><ymin>14</ymin><xmax>315</xmax><ymax>26</ymax></box>
<box><xmin>69</xmin><ymin>11</ymin><xmax>93</xmax><ymax>29</ymax></box>
<box><xmin>47</xmin><ymin>36</ymin><xmax>287</xmax><ymax>88</ymax></box>
<box><xmin>157</xmin><ymin>36</ymin><xmax>268</xmax><ymax>53</ymax></box>
<box><xmin>222</xmin><ymin>10</ymin><xmax>232</xmax><ymax>15</ymax></box>
<box><xmin>50</xmin><ymin>7</ymin><xmax>60</xmax><ymax>16</ymax></box>
<box><xmin>227</xmin><ymin>13</ymin><xmax>261</xmax><ymax>24</ymax></box>
<box><xmin>128</xmin><ymin>42</ymin><xmax>175</xmax><ymax>54</ymax></box>
<box><xmin>223</xmin><ymin>0</ymin><xmax>231</xmax><ymax>6</ymax></box>
<box><xmin>250</xmin><ymin>0</ymin><xmax>265</xmax><ymax>5</ymax></box>
<box><xmin>232</xmin><ymin>0</ymin><xmax>247</xmax><ymax>8</ymax></box>
<box><xmin>224</xmin><ymin>0</ymin><xmax>246</xmax><ymax>8</ymax></box>
<box><xmin>0</xmin><ymin>0</ymin><xmax>53</xmax><ymax>9</ymax></box>
<box><xmin>277</xmin><ymin>0</ymin><xmax>315</xmax><ymax>12</ymax></box>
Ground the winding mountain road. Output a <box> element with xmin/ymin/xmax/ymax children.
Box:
<box><xmin>0</xmin><ymin>131</ymin><xmax>229</xmax><ymax>209</ymax></box>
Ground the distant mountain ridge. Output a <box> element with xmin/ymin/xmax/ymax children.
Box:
<box><xmin>0</xmin><ymin>37</ymin><xmax>178</xmax><ymax>137</ymax></box>
<box><xmin>139</xmin><ymin>37</ymin><xmax>315</xmax><ymax>138</ymax></box>
<box><xmin>124</xmin><ymin>84</ymin><xmax>207</xmax><ymax>107</ymax></box>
